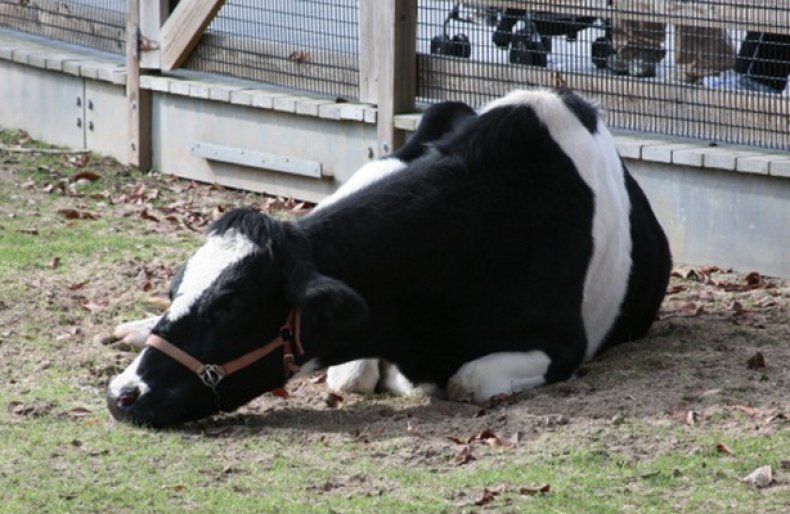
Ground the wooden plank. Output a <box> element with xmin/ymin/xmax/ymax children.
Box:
<box><xmin>470</xmin><ymin>0</ymin><xmax>790</xmax><ymax>33</ymax></box>
<box><xmin>126</xmin><ymin>0</ymin><xmax>151</xmax><ymax>170</ymax></box>
<box><xmin>184</xmin><ymin>33</ymin><xmax>358</xmax><ymax>99</ymax></box>
<box><xmin>159</xmin><ymin>0</ymin><xmax>226</xmax><ymax>71</ymax></box>
<box><xmin>362</xmin><ymin>0</ymin><xmax>417</xmax><ymax>156</ymax></box>
<box><xmin>416</xmin><ymin>54</ymin><xmax>790</xmax><ymax>151</ymax></box>
<box><xmin>139</xmin><ymin>0</ymin><xmax>168</xmax><ymax>69</ymax></box>
<box><xmin>0</xmin><ymin>0</ymin><xmax>125</xmax><ymax>54</ymax></box>
<box><xmin>191</xmin><ymin>142</ymin><xmax>323</xmax><ymax>178</ymax></box>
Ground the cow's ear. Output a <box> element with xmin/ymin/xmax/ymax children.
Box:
<box><xmin>296</xmin><ymin>274</ymin><xmax>368</xmax><ymax>332</ymax></box>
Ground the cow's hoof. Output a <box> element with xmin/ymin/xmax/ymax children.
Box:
<box><xmin>326</xmin><ymin>359</ymin><xmax>380</xmax><ymax>394</ymax></box>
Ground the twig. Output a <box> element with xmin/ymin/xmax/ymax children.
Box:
<box><xmin>0</xmin><ymin>144</ymin><xmax>91</xmax><ymax>155</ymax></box>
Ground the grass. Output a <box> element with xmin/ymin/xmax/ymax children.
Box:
<box><xmin>0</xmin><ymin>129</ymin><xmax>788</xmax><ymax>513</ymax></box>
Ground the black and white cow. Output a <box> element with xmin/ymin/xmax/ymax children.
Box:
<box><xmin>107</xmin><ymin>89</ymin><xmax>671</xmax><ymax>427</ymax></box>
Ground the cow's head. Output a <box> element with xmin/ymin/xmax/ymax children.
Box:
<box><xmin>107</xmin><ymin>208</ymin><xmax>368</xmax><ymax>427</ymax></box>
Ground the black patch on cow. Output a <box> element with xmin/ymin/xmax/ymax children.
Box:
<box><xmin>557</xmin><ymin>89</ymin><xmax>599</xmax><ymax>135</ymax></box>
<box><xmin>393</xmin><ymin>101</ymin><xmax>476</xmax><ymax>162</ymax></box>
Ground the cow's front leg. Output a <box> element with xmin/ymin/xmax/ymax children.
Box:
<box><xmin>326</xmin><ymin>359</ymin><xmax>381</xmax><ymax>394</ymax></box>
<box><xmin>446</xmin><ymin>350</ymin><xmax>554</xmax><ymax>403</ymax></box>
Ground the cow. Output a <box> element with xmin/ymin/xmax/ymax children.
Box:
<box><xmin>107</xmin><ymin>88</ymin><xmax>671</xmax><ymax>428</ymax></box>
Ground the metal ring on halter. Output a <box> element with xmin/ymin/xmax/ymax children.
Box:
<box><xmin>198</xmin><ymin>364</ymin><xmax>225</xmax><ymax>389</ymax></box>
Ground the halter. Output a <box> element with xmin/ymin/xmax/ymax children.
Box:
<box><xmin>144</xmin><ymin>309</ymin><xmax>304</xmax><ymax>390</ymax></box>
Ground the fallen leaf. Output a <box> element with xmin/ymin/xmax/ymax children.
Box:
<box><xmin>747</xmin><ymin>352</ymin><xmax>766</xmax><ymax>369</ymax></box>
<box><xmin>472</xmin><ymin>487</ymin><xmax>501</xmax><ymax>506</ymax></box>
<box><xmin>780</xmin><ymin>460</ymin><xmax>790</xmax><ymax>470</ymax></box>
<box><xmin>139</xmin><ymin>209</ymin><xmax>160</xmax><ymax>222</ymax></box>
<box><xmin>446</xmin><ymin>436</ymin><xmax>466</xmax><ymax>445</ymax></box>
<box><xmin>69</xmin><ymin>171</ymin><xmax>100</xmax><ymax>182</ymax></box>
<box><xmin>452</xmin><ymin>446</ymin><xmax>476</xmax><ymax>466</ymax></box>
<box><xmin>288</xmin><ymin>50</ymin><xmax>311</xmax><ymax>63</ymax></box>
<box><xmin>716</xmin><ymin>442</ymin><xmax>734</xmax><ymax>455</ymax></box>
<box><xmin>271</xmin><ymin>388</ymin><xmax>289</xmax><ymax>399</ymax></box>
<box><xmin>50</xmin><ymin>256</ymin><xmax>60</xmax><ymax>269</ymax></box>
<box><xmin>470</xmin><ymin>428</ymin><xmax>513</xmax><ymax>449</ymax></box>
<box><xmin>57</xmin><ymin>208</ymin><xmax>98</xmax><ymax>220</ymax></box>
<box><xmin>732</xmin><ymin>404</ymin><xmax>762</xmax><ymax>417</ymax></box>
<box><xmin>686</xmin><ymin>410</ymin><xmax>698</xmax><ymax>425</ymax></box>
<box><xmin>65</xmin><ymin>407</ymin><xmax>92</xmax><ymax>418</ymax></box>
<box><xmin>80</xmin><ymin>299</ymin><xmax>107</xmax><ymax>313</ymax></box>
<box><xmin>66</xmin><ymin>281</ymin><xmax>89</xmax><ymax>291</ymax></box>
<box><xmin>520</xmin><ymin>483</ymin><xmax>551</xmax><ymax>495</ymax></box>
<box><xmin>742</xmin><ymin>465</ymin><xmax>773</xmax><ymax>488</ymax></box>
<box><xmin>745</xmin><ymin>271</ymin><xmax>763</xmax><ymax>287</ymax></box>
<box><xmin>659</xmin><ymin>301</ymin><xmax>705</xmax><ymax>319</ymax></box>
<box><xmin>16</xmin><ymin>228</ymin><xmax>39</xmax><ymax>235</ymax></box>
<box><xmin>666</xmin><ymin>285</ymin><xmax>687</xmax><ymax>295</ymax></box>
<box><xmin>323</xmin><ymin>392</ymin><xmax>344</xmax><ymax>409</ymax></box>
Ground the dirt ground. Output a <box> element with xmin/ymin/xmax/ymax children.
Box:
<box><xmin>1</xmin><ymin>141</ymin><xmax>788</xmax><ymax>500</ymax></box>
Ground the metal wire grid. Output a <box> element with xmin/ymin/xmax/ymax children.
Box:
<box><xmin>184</xmin><ymin>0</ymin><xmax>360</xmax><ymax>100</ymax></box>
<box><xmin>0</xmin><ymin>0</ymin><xmax>126</xmax><ymax>55</ymax></box>
<box><xmin>417</xmin><ymin>1</ymin><xmax>789</xmax><ymax>150</ymax></box>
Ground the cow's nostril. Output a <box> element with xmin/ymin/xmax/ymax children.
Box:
<box><xmin>116</xmin><ymin>385</ymin><xmax>140</xmax><ymax>408</ymax></box>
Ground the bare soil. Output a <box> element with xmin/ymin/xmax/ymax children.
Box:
<box><xmin>1</xmin><ymin>143</ymin><xmax>788</xmax><ymax>502</ymax></box>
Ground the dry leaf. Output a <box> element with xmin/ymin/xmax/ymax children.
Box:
<box><xmin>747</xmin><ymin>352</ymin><xmax>766</xmax><ymax>369</ymax></box>
<box><xmin>452</xmin><ymin>446</ymin><xmax>476</xmax><ymax>466</ymax></box>
<box><xmin>323</xmin><ymin>392</ymin><xmax>344</xmax><ymax>409</ymax></box>
<box><xmin>66</xmin><ymin>281</ymin><xmax>89</xmax><ymax>291</ymax></box>
<box><xmin>271</xmin><ymin>388</ymin><xmax>289</xmax><ymax>399</ymax></box>
<box><xmin>50</xmin><ymin>256</ymin><xmax>60</xmax><ymax>269</ymax></box>
<box><xmin>57</xmin><ymin>208</ymin><xmax>98</xmax><ymax>220</ymax></box>
<box><xmin>780</xmin><ymin>460</ymin><xmax>790</xmax><ymax>470</ymax></box>
<box><xmin>732</xmin><ymin>404</ymin><xmax>762</xmax><ymax>417</ymax></box>
<box><xmin>446</xmin><ymin>436</ymin><xmax>466</xmax><ymax>445</ymax></box>
<box><xmin>139</xmin><ymin>210</ymin><xmax>160</xmax><ymax>223</ymax></box>
<box><xmin>69</xmin><ymin>171</ymin><xmax>100</xmax><ymax>182</ymax></box>
<box><xmin>65</xmin><ymin>407</ymin><xmax>92</xmax><ymax>418</ymax></box>
<box><xmin>520</xmin><ymin>483</ymin><xmax>551</xmax><ymax>495</ymax></box>
<box><xmin>742</xmin><ymin>465</ymin><xmax>773</xmax><ymax>488</ymax></box>
<box><xmin>470</xmin><ymin>428</ymin><xmax>513</xmax><ymax>449</ymax></box>
<box><xmin>686</xmin><ymin>410</ymin><xmax>698</xmax><ymax>425</ymax></box>
<box><xmin>666</xmin><ymin>285</ymin><xmax>687</xmax><ymax>295</ymax></box>
<box><xmin>716</xmin><ymin>442</ymin><xmax>734</xmax><ymax>455</ymax></box>
<box><xmin>472</xmin><ymin>487</ymin><xmax>501</xmax><ymax>506</ymax></box>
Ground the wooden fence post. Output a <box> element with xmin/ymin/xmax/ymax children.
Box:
<box><xmin>139</xmin><ymin>0</ymin><xmax>169</xmax><ymax>69</ymax></box>
<box><xmin>359</xmin><ymin>0</ymin><xmax>417</xmax><ymax>156</ymax></box>
<box><xmin>126</xmin><ymin>0</ymin><xmax>151</xmax><ymax>170</ymax></box>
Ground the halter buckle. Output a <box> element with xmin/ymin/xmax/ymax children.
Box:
<box><xmin>199</xmin><ymin>364</ymin><xmax>225</xmax><ymax>389</ymax></box>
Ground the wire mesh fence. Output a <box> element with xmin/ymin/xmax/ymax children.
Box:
<box><xmin>417</xmin><ymin>1</ymin><xmax>789</xmax><ymax>150</ymax></box>
<box><xmin>0</xmin><ymin>0</ymin><xmax>126</xmax><ymax>55</ymax></box>
<box><xmin>184</xmin><ymin>0</ymin><xmax>360</xmax><ymax>100</ymax></box>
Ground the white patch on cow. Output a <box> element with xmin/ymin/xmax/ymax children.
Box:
<box><xmin>326</xmin><ymin>359</ymin><xmax>381</xmax><ymax>394</ymax></box>
<box><xmin>379</xmin><ymin>362</ymin><xmax>439</xmax><ymax>397</ymax></box>
<box><xmin>312</xmin><ymin>158</ymin><xmax>405</xmax><ymax>213</ymax></box>
<box><xmin>108</xmin><ymin>349</ymin><xmax>151</xmax><ymax>398</ymax></box>
<box><xmin>290</xmin><ymin>358</ymin><xmax>321</xmax><ymax>381</ymax></box>
<box><xmin>113</xmin><ymin>315</ymin><xmax>161</xmax><ymax>349</ymax></box>
<box><xmin>483</xmin><ymin>90</ymin><xmax>632</xmax><ymax>359</ymax></box>
<box><xmin>446</xmin><ymin>351</ymin><xmax>551</xmax><ymax>403</ymax></box>
<box><xmin>166</xmin><ymin>229</ymin><xmax>260</xmax><ymax>321</ymax></box>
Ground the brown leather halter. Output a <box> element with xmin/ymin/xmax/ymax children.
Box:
<box><xmin>145</xmin><ymin>309</ymin><xmax>304</xmax><ymax>389</ymax></box>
